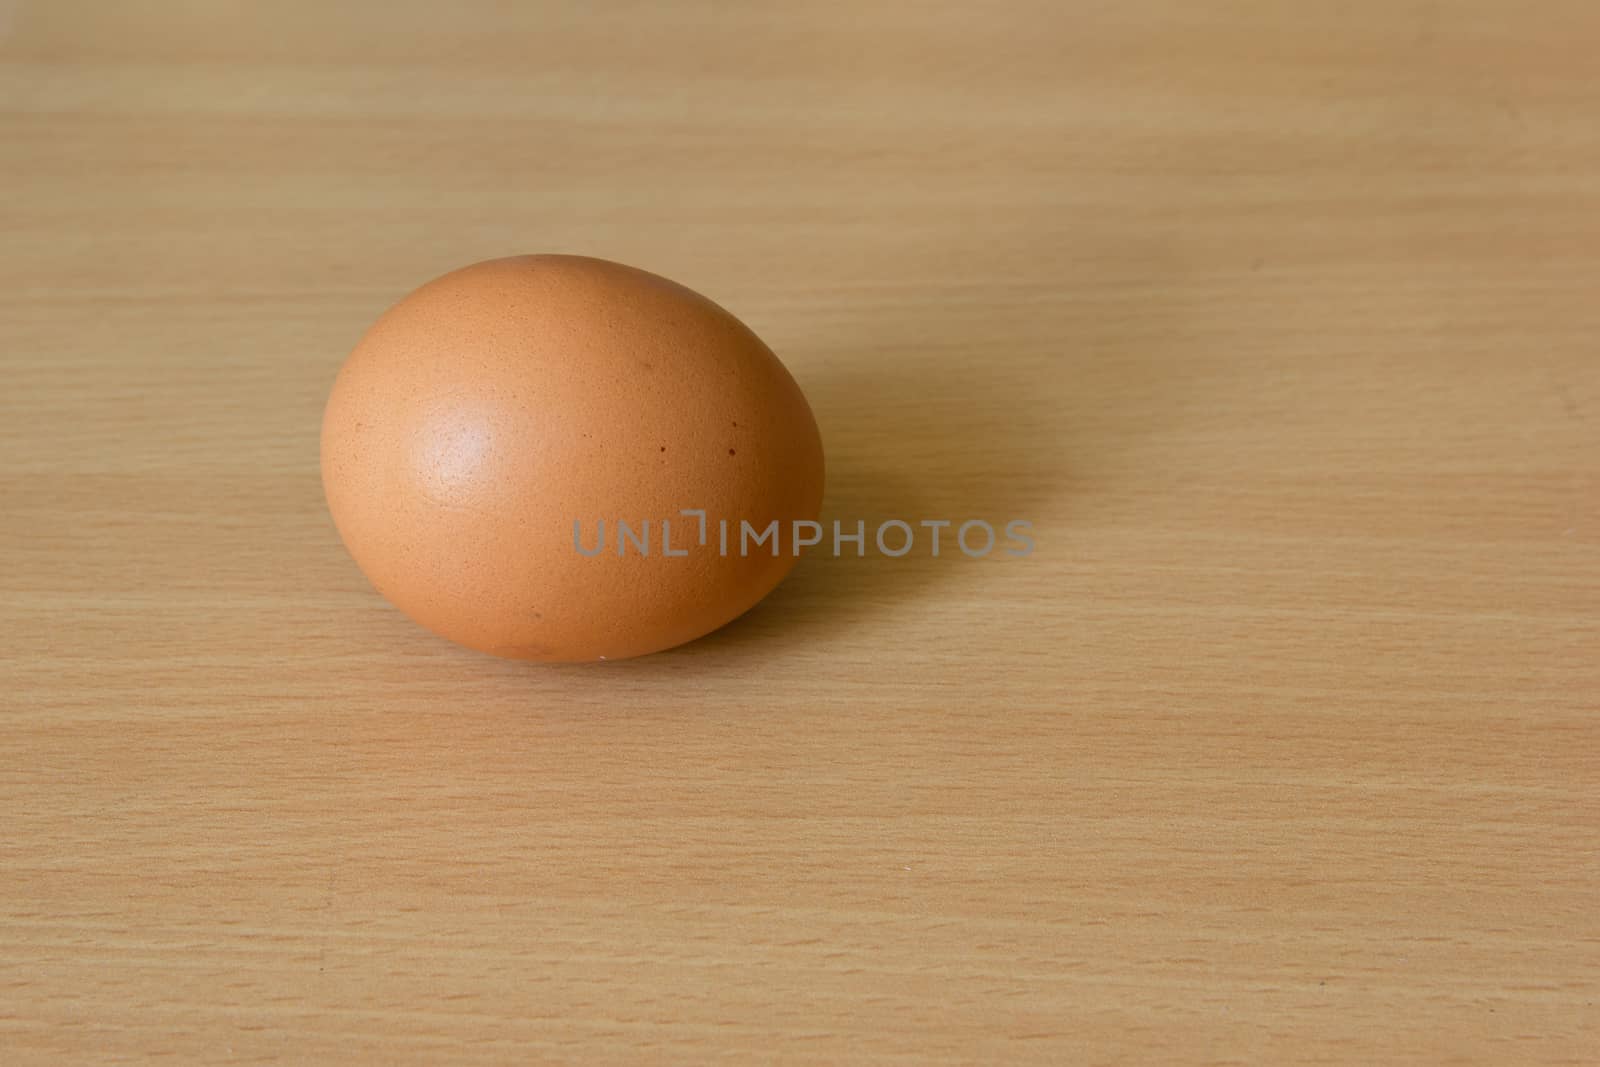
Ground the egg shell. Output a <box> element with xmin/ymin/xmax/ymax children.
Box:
<box><xmin>320</xmin><ymin>255</ymin><xmax>825</xmax><ymax>661</ymax></box>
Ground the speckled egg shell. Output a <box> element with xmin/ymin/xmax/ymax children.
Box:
<box><xmin>320</xmin><ymin>255</ymin><xmax>825</xmax><ymax>662</ymax></box>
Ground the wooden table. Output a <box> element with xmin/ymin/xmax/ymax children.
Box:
<box><xmin>4</xmin><ymin>2</ymin><xmax>1596</xmax><ymax>1062</ymax></box>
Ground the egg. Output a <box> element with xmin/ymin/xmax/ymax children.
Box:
<box><xmin>320</xmin><ymin>255</ymin><xmax>825</xmax><ymax>662</ymax></box>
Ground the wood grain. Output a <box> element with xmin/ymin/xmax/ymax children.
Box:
<box><xmin>2</xmin><ymin>1</ymin><xmax>1596</xmax><ymax>1062</ymax></box>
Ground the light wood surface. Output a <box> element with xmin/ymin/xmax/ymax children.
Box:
<box><xmin>3</xmin><ymin>2</ymin><xmax>1597</xmax><ymax>1063</ymax></box>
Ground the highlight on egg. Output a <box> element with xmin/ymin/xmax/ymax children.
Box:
<box><xmin>320</xmin><ymin>255</ymin><xmax>825</xmax><ymax>662</ymax></box>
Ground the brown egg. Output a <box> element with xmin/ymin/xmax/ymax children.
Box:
<box><xmin>321</xmin><ymin>255</ymin><xmax>825</xmax><ymax>662</ymax></box>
